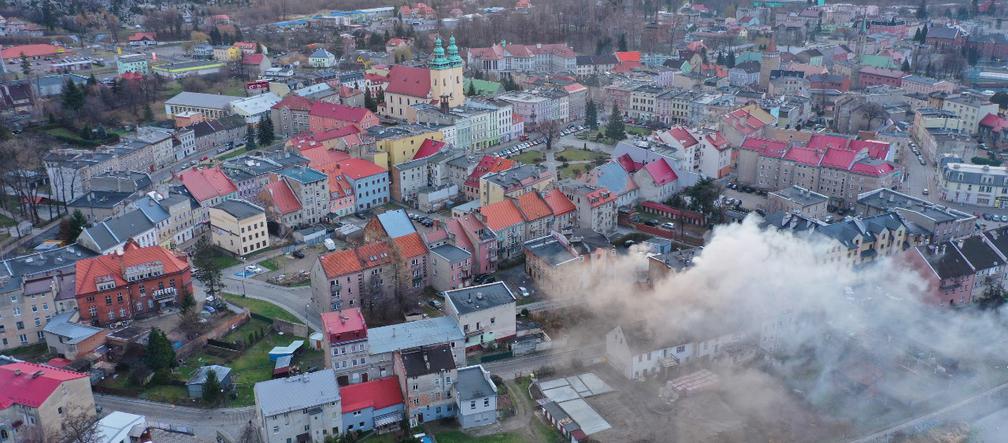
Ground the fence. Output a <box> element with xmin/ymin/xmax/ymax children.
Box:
<box><xmin>273</xmin><ymin>318</ymin><xmax>310</xmax><ymax>337</ymax></box>
<box><xmin>175</xmin><ymin>310</ymin><xmax>251</xmax><ymax>359</ymax></box>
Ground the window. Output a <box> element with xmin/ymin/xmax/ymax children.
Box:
<box><xmin>16</xmin><ymin>321</ymin><xmax>23</xmax><ymax>330</ymax></box>
<box><xmin>18</xmin><ymin>334</ymin><xmax>27</xmax><ymax>344</ymax></box>
<box><xmin>470</xmin><ymin>401</ymin><xmax>476</xmax><ymax>410</ymax></box>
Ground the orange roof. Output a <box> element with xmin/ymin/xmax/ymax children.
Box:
<box><xmin>357</xmin><ymin>242</ymin><xmax>394</xmax><ymax>267</ymax></box>
<box><xmin>543</xmin><ymin>188</ymin><xmax>575</xmax><ymax>216</ymax></box>
<box><xmin>75</xmin><ymin>242</ymin><xmax>189</xmax><ymax>295</ymax></box>
<box><xmin>178</xmin><ymin>167</ymin><xmax>237</xmax><ymax>202</ymax></box>
<box><xmin>615</xmin><ymin>51</ymin><xmax>641</xmax><ymax>63</ymax></box>
<box><xmin>394</xmin><ymin>233</ymin><xmax>428</xmax><ymax>259</ymax></box>
<box><xmin>301</xmin><ymin>146</ymin><xmax>352</xmax><ymax>168</ymax></box>
<box><xmin>1</xmin><ymin>44</ymin><xmax>64</xmax><ymax>58</ymax></box>
<box><xmin>515</xmin><ymin>192</ymin><xmax>552</xmax><ymax>221</ymax></box>
<box><xmin>480</xmin><ymin>199</ymin><xmax>525</xmax><ymax>231</ymax></box>
<box><xmin>319</xmin><ymin>249</ymin><xmax>363</xmax><ymax>278</ymax></box>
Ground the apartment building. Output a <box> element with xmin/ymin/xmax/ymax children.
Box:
<box><xmin>443</xmin><ymin>282</ymin><xmax>517</xmax><ymax>349</ymax></box>
<box><xmin>208</xmin><ymin>199</ymin><xmax>270</xmax><ymax>256</ymax></box>
<box><xmin>0</xmin><ymin>363</ymin><xmax>96</xmax><ymax>442</ymax></box>
<box><xmin>164</xmin><ymin>92</ymin><xmax>240</xmax><ymax>120</ymax></box>
<box><xmin>394</xmin><ymin>345</ymin><xmax>458</xmax><ymax>426</ymax></box>
<box><xmin>321</xmin><ymin>308</ymin><xmax>371</xmax><ymax>385</ymax></box>
<box><xmin>254</xmin><ymin>370</ymin><xmax>343</xmax><ymax>443</ymax></box>
<box><xmin>466</xmin><ymin>41</ymin><xmax>576</xmax><ymax>75</ymax></box>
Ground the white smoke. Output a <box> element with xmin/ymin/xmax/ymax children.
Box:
<box><xmin>548</xmin><ymin>217</ymin><xmax>1008</xmax><ymax>436</ymax></box>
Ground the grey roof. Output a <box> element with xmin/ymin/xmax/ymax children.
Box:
<box><xmin>0</xmin><ymin>244</ymin><xmax>95</xmax><ymax>295</ymax></box>
<box><xmin>557</xmin><ymin>398</ymin><xmax>612</xmax><ymax>436</ymax></box>
<box><xmin>483</xmin><ymin>164</ymin><xmax>550</xmax><ymax>190</ymax></box>
<box><xmin>376</xmin><ymin>209</ymin><xmax>416</xmax><ymax>239</ymax></box>
<box><xmin>279</xmin><ymin>166</ymin><xmax>327</xmax><ymax>184</ymax></box>
<box><xmin>770</xmin><ymin>186</ymin><xmax>828</xmax><ymax>207</ymax></box>
<box><xmin>956</xmin><ymin>236</ymin><xmax>1005</xmax><ymax>272</ymax></box>
<box><xmin>942</xmin><ymin>162</ymin><xmax>1008</xmax><ymax>187</ymax></box>
<box><xmin>456</xmin><ymin>365</ymin><xmax>496</xmax><ymax>400</ymax></box>
<box><xmin>917</xmin><ymin>243</ymin><xmax>975</xmax><ymax>279</ymax></box>
<box><xmin>430</xmin><ymin>244</ymin><xmax>471</xmax><ymax>263</ymax></box>
<box><xmin>42</xmin><ymin>312</ymin><xmax>104</xmax><ymax>343</ymax></box>
<box><xmin>857</xmin><ymin>188</ymin><xmax>974</xmax><ymax>224</ymax></box>
<box><xmin>401</xmin><ymin>344</ymin><xmax>456</xmax><ymax>377</ymax></box>
<box><xmin>164</xmin><ymin>91</ymin><xmax>240</xmax><ymax>110</ymax></box>
<box><xmin>68</xmin><ymin>191</ymin><xmax>133</xmax><ymax>209</ymax></box>
<box><xmin>132</xmin><ymin>196</ymin><xmax>170</xmax><ymax>224</ymax></box>
<box><xmin>81</xmin><ymin>209</ymin><xmax>157</xmax><ymax>252</ymax></box>
<box><xmin>368</xmin><ymin>317</ymin><xmax>464</xmax><ymax>355</ymax></box>
<box><xmin>187</xmin><ymin>365</ymin><xmax>232</xmax><ymax>386</ymax></box>
<box><xmin>254</xmin><ymin>369</ymin><xmax>341</xmax><ymax>416</ymax></box>
<box><xmin>444</xmin><ymin>282</ymin><xmax>515</xmax><ymax>315</ymax></box>
<box><xmin>523</xmin><ymin>236</ymin><xmax>579</xmax><ymax>267</ymax></box>
<box><xmin>212</xmin><ymin>199</ymin><xmax>264</xmax><ymax>220</ymax></box>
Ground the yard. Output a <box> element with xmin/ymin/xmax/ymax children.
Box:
<box><xmin>0</xmin><ymin>213</ymin><xmax>15</xmax><ymax>227</ymax></box>
<box><xmin>626</xmin><ymin>125</ymin><xmax>652</xmax><ymax>136</ymax></box>
<box><xmin>557</xmin><ymin>163</ymin><xmax>591</xmax><ymax>179</ymax></box>
<box><xmin>217</xmin><ymin>147</ymin><xmax>248</xmax><ymax>160</ymax></box>
<box><xmin>555</xmin><ymin>148</ymin><xmax>608</xmax><ymax>162</ymax></box>
<box><xmin>433</xmin><ymin>431</ymin><xmax>535</xmax><ymax>443</ymax></box>
<box><xmin>513</xmin><ymin>150</ymin><xmax>545</xmax><ymax>164</ymax></box>
<box><xmin>206</xmin><ymin>246</ymin><xmax>241</xmax><ymax>268</ymax></box>
<box><xmin>221</xmin><ymin>293</ymin><xmax>301</xmax><ymax>324</ymax></box>
<box><xmin>258</xmin><ymin>258</ymin><xmax>280</xmax><ymax>272</ymax></box>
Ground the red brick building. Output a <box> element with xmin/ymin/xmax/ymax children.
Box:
<box><xmin>308</xmin><ymin>102</ymin><xmax>380</xmax><ymax>133</ymax></box>
<box><xmin>858</xmin><ymin>67</ymin><xmax>907</xmax><ymax>89</ymax></box>
<box><xmin>74</xmin><ymin>241</ymin><xmax>192</xmax><ymax>326</ymax></box>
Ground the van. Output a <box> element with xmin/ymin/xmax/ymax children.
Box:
<box><xmin>324</xmin><ymin>238</ymin><xmax>337</xmax><ymax>251</ymax></box>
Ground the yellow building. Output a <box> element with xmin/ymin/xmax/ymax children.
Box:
<box><xmin>479</xmin><ymin>164</ymin><xmax>556</xmax><ymax>206</ymax></box>
<box><xmin>212</xmin><ymin>45</ymin><xmax>241</xmax><ymax>62</ymax></box>
<box><xmin>372</xmin><ymin>126</ymin><xmax>445</xmax><ymax>170</ymax></box>
<box><xmin>381</xmin><ymin>35</ymin><xmax>465</xmax><ymax>121</ymax></box>
<box><xmin>208</xmin><ymin>199</ymin><xmax>270</xmax><ymax>257</ymax></box>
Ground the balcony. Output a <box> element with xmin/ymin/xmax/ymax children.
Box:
<box><xmin>660</xmin><ymin>355</ymin><xmax>680</xmax><ymax>368</ymax></box>
<box><xmin>152</xmin><ymin>287</ymin><xmax>176</xmax><ymax>301</ymax></box>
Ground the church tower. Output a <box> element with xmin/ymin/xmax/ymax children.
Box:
<box><xmin>430</xmin><ymin>35</ymin><xmax>465</xmax><ymax>108</ymax></box>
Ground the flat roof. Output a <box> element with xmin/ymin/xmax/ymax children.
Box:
<box><xmin>444</xmin><ymin>282</ymin><xmax>515</xmax><ymax>315</ymax></box>
<box><xmin>164</xmin><ymin>91</ymin><xmax>240</xmax><ymax>110</ymax></box>
<box><xmin>367</xmin><ymin>316</ymin><xmax>464</xmax><ymax>355</ymax></box>
<box><xmin>212</xmin><ymin>199</ymin><xmax>264</xmax><ymax>220</ymax></box>
<box><xmin>558</xmin><ymin>398</ymin><xmax>612</xmax><ymax>435</ymax></box>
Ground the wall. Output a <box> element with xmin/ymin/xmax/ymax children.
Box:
<box><xmin>176</xmin><ymin>310</ymin><xmax>250</xmax><ymax>359</ymax></box>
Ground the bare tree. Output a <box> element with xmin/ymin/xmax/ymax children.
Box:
<box><xmin>59</xmin><ymin>408</ymin><xmax>100</xmax><ymax>443</ymax></box>
<box><xmin>539</xmin><ymin>119</ymin><xmax>564</xmax><ymax>151</ymax></box>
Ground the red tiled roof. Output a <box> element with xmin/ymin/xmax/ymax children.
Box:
<box><xmin>0</xmin><ymin>363</ymin><xmax>88</xmax><ymax>409</ymax></box>
<box><xmin>465</xmin><ymin>156</ymin><xmax>516</xmax><ymax>188</ymax></box>
<box><xmin>783</xmin><ymin>147</ymin><xmax>823</xmax><ymax>166</ymax></box>
<box><xmin>263</xmin><ymin>179</ymin><xmax>302</xmax><ymax>215</ymax></box>
<box><xmin>446</xmin><ymin>218</ymin><xmax>475</xmax><ymax>251</ymax></box>
<box><xmin>820</xmin><ymin>148</ymin><xmax>857</xmax><ymax>170</ymax></box>
<box><xmin>740</xmin><ymin>137</ymin><xmax>788</xmax><ymax>157</ymax></box>
<box><xmin>850</xmin><ymin>161</ymin><xmax>896</xmax><ymax>176</ymax></box>
<box><xmin>310</xmin><ymin>102</ymin><xmax>373</xmax><ymax>124</ymax></box>
<box><xmin>543</xmin><ymin>188</ymin><xmax>576</xmax><ymax>216</ymax></box>
<box><xmin>329</xmin><ymin>174</ymin><xmax>354</xmax><ymax>198</ymax></box>
<box><xmin>615</xmin><ymin>154</ymin><xmax>643</xmax><ymax>173</ymax></box>
<box><xmin>341</xmin><ymin>376</ymin><xmax>404</xmax><ymax>413</ymax></box>
<box><xmin>385</xmin><ymin>65</ymin><xmax>431</xmax><ymax>98</ymax></box>
<box><xmin>179</xmin><ymin>167</ymin><xmax>237</xmax><ymax>202</ymax></box>
<box><xmin>563</xmin><ymin>83</ymin><xmax>587</xmax><ymax>93</ymax></box>
<box><xmin>480</xmin><ymin>199</ymin><xmax>525</xmax><ymax>231</ymax></box>
<box><xmin>704</xmin><ymin>132</ymin><xmax>728</xmax><ymax>150</ymax></box>
<box><xmin>1</xmin><ymin>44</ymin><xmax>64</xmax><ymax>58</ymax></box>
<box><xmin>643</xmin><ymin>159</ymin><xmax>679</xmax><ymax>186</ymax></box>
<box><xmin>981</xmin><ymin>113</ymin><xmax>1008</xmax><ymax>131</ymax></box>
<box><xmin>806</xmin><ymin>134</ymin><xmax>850</xmax><ymax>151</ymax></box>
<box><xmin>242</xmin><ymin>53</ymin><xmax>266</xmax><ymax>65</ymax></box>
<box><xmin>357</xmin><ymin>242</ymin><xmax>394</xmax><ymax>267</ymax></box>
<box><xmin>585</xmin><ymin>187</ymin><xmax>618</xmax><ymax>208</ymax></box>
<box><xmin>723</xmin><ymin>108</ymin><xmax>768</xmax><ymax>135</ymax></box>
<box><xmin>319</xmin><ymin>249</ymin><xmax>363</xmax><ymax>278</ymax></box>
<box><xmin>321</xmin><ymin>308</ymin><xmax>367</xmax><ymax>343</ymax></box>
<box><xmin>848</xmin><ymin>139</ymin><xmax>890</xmax><ymax>160</ymax></box>
<box><xmin>515</xmin><ymin>192</ymin><xmax>552</xmax><ymax>221</ymax></box>
<box><xmin>301</xmin><ymin>147</ymin><xmax>352</xmax><ymax>168</ymax></box>
<box><xmin>394</xmin><ymin>232</ymin><xmax>428</xmax><ymax>258</ymax></box>
<box><xmin>667</xmin><ymin>127</ymin><xmax>698</xmax><ymax>147</ymax></box>
<box><xmin>75</xmin><ymin>242</ymin><xmax>189</xmax><ymax>295</ymax></box>
<box><xmin>413</xmin><ymin>138</ymin><xmax>445</xmax><ymax>160</ymax></box>
<box><xmin>615</xmin><ymin>51</ymin><xmax>641</xmax><ymax>62</ymax></box>
<box><xmin>859</xmin><ymin>67</ymin><xmax>907</xmax><ymax>79</ymax></box>
<box><xmin>328</xmin><ymin>158</ymin><xmax>386</xmax><ymax>180</ymax></box>
<box><xmin>127</xmin><ymin>32</ymin><xmax>156</xmax><ymax>42</ymax></box>
<box><xmin>273</xmin><ymin>94</ymin><xmax>313</xmax><ymax>111</ymax></box>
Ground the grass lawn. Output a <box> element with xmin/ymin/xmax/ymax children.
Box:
<box><xmin>217</xmin><ymin>147</ymin><xmax>248</xmax><ymax>160</ymax></box>
<box><xmin>0</xmin><ymin>213</ymin><xmax>15</xmax><ymax>227</ymax></box>
<box><xmin>221</xmin><ymin>293</ymin><xmax>301</xmax><ymax>324</ymax></box>
<box><xmin>5</xmin><ymin>343</ymin><xmax>49</xmax><ymax>362</ymax></box>
<box><xmin>626</xmin><ymin>125</ymin><xmax>652</xmax><ymax>136</ymax></box>
<box><xmin>433</xmin><ymin>431</ymin><xmax>531</xmax><ymax>443</ymax></box>
<box><xmin>207</xmin><ymin>246</ymin><xmax>241</xmax><ymax>268</ymax></box>
<box><xmin>555</xmin><ymin>148</ymin><xmax>607</xmax><ymax>162</ymax></box>
<box><xmin>258</xmin><ymin>258</ymin><xmax>279</xmax><ymax>272</ymax></box>
<box><xmin>557</xmin><ymin>163</ymin><xmax>590</xmax><ymax>179</ymax></box>
<box><xmin>513</xmin><ymin>150</ymin><xmax>545</xmax><ymax>164</ymax></box>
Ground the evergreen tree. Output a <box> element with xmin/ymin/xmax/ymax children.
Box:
<box><xmin>364</xmin><ymin>88</ymin><xmax>376</xmax><ymax>111</ymax></box>
<box><xmin>179</xmin><ymin>286</ymin><xmax>196</xmax><ymax>314</ymax></box>
<box><xmin>968</xmin><ymin>47</ymin><xmax>980</xmax><ymax>66</ymax></box>
<box><xmin>245</xmin><ymin>125</ymin><xmax>257</xmax><ymax>149</ymax></box>
<box><xmin>209</xmin><ymin>27</ymin><xmax>222</xmax><ymax>45</ymax></box>
<box><xmin>61</xmin><ymin>80</ymin><xmax>84</xmax><ymax>113</ymax></box>
<box><xmin>19</xmin><ymin>54</ymin><xmax>30</xmax><ymax>78</ymax></box>
<box><xmin>585</xmin><ymin>99</ymin><xmax>598</xmax><ymax>129</ymax></box>
<box><xmin>901</xmin><ymin>59</ymin><xmax>911</xmax><ymax>72</ymax></box>
<box><xmin>257</xmin><ymin>118</ymin><xmax>274</xmax><ymax>146</ymax></box>
<box><xmin>465</xmin><ymin>81</ymin><xmax>477</xmax><ymax>96</ymax></box>
<box><xmin>617</xmin><ymin>33</ymin><xmax>628</xmax><ymax>52</ymax></box>
<box><xmin>716</xmin><ymin>51</ymin><xmax>726</xmax><ymax>66</ymax></box>
<box><xmin>87</xmin><ymin>74</ymin><xmax>97</xmax><ymax>86</ymax></box>
<box><xmin>144</xmin><ymin>328</ymin><xmax>176</xmax><ymax>372</ymax></box>
<box><xmin>727</xmin><ymin>50</ymin><xmax>736</xmax><ymax>68</ymax></box>
<box><xmin>913</xmin><ymin>28</ymin><xmax>922</xmax><ymax>42</ymax></box>
<box><xmin>202</xmin><ymin>369</ymin><xmax>222</xmax><ymax>404</ymax></box>
<box><xmin>143</xmin><ymin>104</ymin><xmax>154</xmax><ymax>122</ymax></box>
<box><xmin>605</xmin><ymin>104</ymin><xmax>625</xmax><ymax>141</ymax></box>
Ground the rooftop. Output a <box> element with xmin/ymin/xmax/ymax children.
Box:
<box><xmin>367</xmin><ymin>316</ymin><xmax>464</xmax><ymax>355</ymax></box>
<box><xmin>164</xmin><ymin>91</ymin><xmax>240</xmax><ymax>110</ymax></box>
<box><xmin>401</xmin><ymin>344</ymin><xmax>456</xmax><ymax>377</ymax></box>
<box><xmin>444</xmin><ymin>282</ymin><xmax>516</xmax><ymax>315</ymax></box>
<box><xmin>254</xmin><ymin>369</ymin><xmax>341</xmax><ymax>417</ymax></box>
<box><xmin>456</xmin><ymin>365</ymin><xmax>497</xmax><ymax>401</ymax></box>
<box><xmin>212</xmin><ymin>199</ymin><xmax>265</xmax><ymax>220</ymax></box>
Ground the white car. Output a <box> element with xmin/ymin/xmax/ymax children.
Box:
<box><xmin>518</xmin><ymin>286</ymin><xmax>531</xmax><ymax>297</ymax></box>
<box><xmin>661</xmin><ymin>222</ymin><xmax>676</xmax><ymax>230</ymax></box>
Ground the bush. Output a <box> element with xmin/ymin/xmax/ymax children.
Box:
<box><xmin>972</xmin><ymin>156</ymin><xmax>1003</xmax><ymax>166</ymax></box>
<box><xmin>537</xmin><ymin>365</ymin><xmax>556</xmax><ymax>377</ymax></box>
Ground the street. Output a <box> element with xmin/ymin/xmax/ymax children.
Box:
<box><xmin>94</xmin><ymin>394</ymin><xmax>254</xmax><ymax>441</ymax></box>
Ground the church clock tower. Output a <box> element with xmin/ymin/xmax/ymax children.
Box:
<box><xmin>429</xmin><ymin>35</ymin><xmax>465</xmax><ymax>108</ymax></box>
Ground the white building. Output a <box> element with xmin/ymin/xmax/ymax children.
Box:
<box><xmin>443</xmin><ymin>282</ymin><xmax>517</xmax><ymax>349</ymax></box>
<box><xmin>454</xmin><ymin>365</ymin><xmax>498</xmax><ymax>429</ymax></box>
<box><xmin>939</xmin><ymin>161</ymin><xmax>1008</xmax><ymax>208</ymax></box>
<box><xmin>96</xmin><ymin>411</ymin><xmax>147</xmax><ymax>443</ymax></box>
<box><xmin>605</xmin><ymin>324</ymin><xmax>746</xmax><ymax>380</ymax></box>
<box><xmin>254</xmin><ymin>370</ymin><xmax>343</xmax><ymax>443</ymax></box>
<box><xmin>230</xmin><ymin>92</ymin><xmax>282</xmax><ymax>125</ymax></box>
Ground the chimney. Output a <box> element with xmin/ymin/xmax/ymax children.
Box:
<box><xmin>31</xmin><ymin>370</ymin><xmax>43</xmax><ymax>379</ymax></box>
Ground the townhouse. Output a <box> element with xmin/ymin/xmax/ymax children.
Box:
<box><xmin>455</xmin><ymin>365</ymin><xmax>499</xmax><ymax>429</ymax></box>
<box><xmin>563</xmin><ymin>184</ymin><xmax>619</xmax><ymax>234</ymax></box>
<box><xmin>443</xmin><ymin>282</ymin><xmax>517</xmax><ymax>350</ymax></box>
<box><xmin>254</xmin><ymin>370</ymin><xmax>343</xmax><ymax>443</ymax></box>
<box><xmin>270</xmin><ymin>94</ymin><xmax>313</xmax><ymax>138</ymax></box>
<box><xmin>479</xmin><ymin>164</ymin><xmax>555</xmax><ymax>206</ymax></box>
<box><xmin>208</xmin><ymin>199</ymin><xmax>270</xmax><ymax>257</ymax></box>
<box><xmin>939</xmin><ymin>161</ymin><xmax>1008</xmax><ymax>208</ymax></box>
<box><xmin>605</xmin><ymin>324</ymin><xmax>747</xmax><ymax>381</ymax></box>
<box><xmin>221</xmin><ymin>151</ymin><xmax>310</xmax><ymax>205</ymax></box>
<box><xmin>321</xmin><ymin>308</ymin><xmax>371</xmax><ymax>385</ymax></box>
<box><xmin>856</xmin><ymin>188</ymin><xmax>975</xmax><ymax>243</ymax></box>
<box><xmin>466</xmin><ymin>41</ymin><xmax>576</xmax><ymax>75</ymax></box>
<box><xmin>0</xmin><ymin>363</ymin><xmax>96</xmax><ymax>442</ymax></box>
<box><xmin>309</xmin><ymin>102</ymin><xmax>380</xmax><ymax>133</ymax></box>
<box><xmin>340</xmin><ymin>377</ymin><xmax>405</xmax><ymax>434</ymax></box>
<box><xmin>395</xmin><ymin>345</ymin><xmax>458</xmax><ymax>426</ymax></box>
<box><xmin>74</xmin><ymin>241</ymin><xmax>192</xmax><ymax>326</ymax></box>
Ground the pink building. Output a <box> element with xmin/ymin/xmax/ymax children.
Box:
<box><xmin>429</xmin><ymin>244</ymin><xmax>472</xmax><ymax>290</ymax></box>
<box><xmin>308</xmin><ymin>102</ymin><xmax>380</xmax><ymax>133</ymax></box>
<box><xmin>447</xmin><ymin>214</ymin><xmax>498</xmax><ymax>276</ymax></box>
<box><xmin>906</xmin><ymin>244</ymin><xmax>977</xmax><ymax>307</ymax></box>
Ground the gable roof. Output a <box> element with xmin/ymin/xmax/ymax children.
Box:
<box><xmin>480</xmin><ymin>199</ymin><xmax>525</xmax><ymax>231</ymax></box>
<box><xmin>319</xmin><ymin>249</ymin><xmax>364</xmax><ymax>278</ymax></box>
<box><xmin>377</xmin><ymin>209</ymin><xmax>416</xmax><ymax>239</ymax></box>
<box><xmin>394</xmin><ymin>232</ymin><xmax>428</xmax><ymax>259</ymax></box>
<box><xmin>643</xmin><ymin>158</ymin><xmax>679</xmax><ymax>186</ymax></box>
<box><xmin>385</xmin><ymin>65</ymin><xmax>431</xmax><ymax>98</ymax></box>
<box><xmin>263</xmin><ymin>179</ymin><xmax>302</xmax><ymax>215</ymax></box>
<box><xmin>413</xmin><ymin>138</ymin><xmax>446</xmax><ymax>160</ymax></box>
<box><xmin>0</xmin><ymin>362</ymin><xmax>88</xmax><ymax>409</ymax></box>
<box><xmin>178</xmin><ymin>167</ymin><xmax>238</xmax><ymax>202</ymax></box>
<box><xmin>75</xmin><ymin>243</ymin><xmax>189</xmax><ymax>294</ymax></box>
<box><xmin>543</xmin><ymin>188</ymin><xmax>576</xmax><ymax>216</ymax></box>
<box><xmin>254</xmin><ymin>370</ymin><xmax>341</xmax><ymax>417</ymax></box>
<box><xmin>340</xmin><ymin>377</ymin><xmax>403</xmax><ymax>413</ymax></box>
<box><xmin>515</xmin><ymin>192</ymin><xmax>553</xmax><ymax>221</ymax></box>
<box><xmin>309</xmin><ymin>102</ymin><xmax>373</xmax><ymax>124</ymax></box>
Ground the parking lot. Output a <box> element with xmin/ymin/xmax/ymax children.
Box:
<box><xmin>490</xmin><ymin>124</ymin><xmax>589</xmax><ymax>160</ymax></box>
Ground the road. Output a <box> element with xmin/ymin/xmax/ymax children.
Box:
<box><xmin>484</xmin><ymin>343</ymin><xmax>605</xmax><ymax>380</ymax></box>
<box><xmin>95</xmin><ymin>394</ymin><xmax>254</xmax><ymax>441</ymax></box>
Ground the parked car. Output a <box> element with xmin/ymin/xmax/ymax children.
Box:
<box><xmin>292</xmin><ymin>250</ymin><xmax>305</xmax><ymax>259</ymax></box>
<box><xmin>661</xmin><ymin>222</ymin><xmax>676</xmax><ymax>230</ymax></box>
<box><xmin>518</xmin><ymin>287</ymin><xmax>531</xmax><ymax>297</ymax></box>
<box><xmin>428</xmin><ymin>299</ymin><xmax>443</xmax><ymax>309</ymax></box>
<box><xmin>644</xmin><ymin>219</ymin><xmax>658</xmax><ymax>226</ymax></box>
<box><xmin>922</xmin><ymin>188</ymin><xmax>929</xmax><ymax>196</ymax></box>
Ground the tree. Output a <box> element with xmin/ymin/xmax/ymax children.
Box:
<box><xmin>585</xmin><ymin>99</ymin><xmax>598</xmax><ymax>129</ymax></box>
<box><xmin>364</xmin><ymin>88</ymin><xmax>376</xmax><ymax>111</ymax></box>
<box><xmin>144</xmin><ymin>328</ymin><xmax>176</xmax><ymax>372</ymax></box>
<box><xmin>179</xmin><ymin>286</ymin><xmax>196</xmax><ymax>314</ymax></box>
<box><xmin>59</xmin><ymin>210</ymin><xmax>89</xmax><ymax>242</ymax></box>
<box><xmin>901</xmin><ymin>59</ymin><xmax>911</xmax><ymax>72</ymax></box>
<box><xmin>19</xmin><ymin>54</ymin><xmax>30</xmax><ymax>78</ymax></box>
<box><xmin>913</xmin><ymin>27</ymin><xmax>922</xmax><ymax>42</ymax></box>
<box><xmin>245</xmin><ymin>125</ymin><xmax>257</xmax><ymax>149</ymax></box>
<box><xmin>192</xmin><ymin>238</ymin><xmax>224</xmax><ymax>299</ymax></box>
<box><xmin>617</xmin><ymin>33</ymin><xmax>628</xmax><ymax>51</ymax></box>
<box><xmin>726</xmin><ymin>50</ymin><xmax>736</xmax><ymax>68</ymax></box>
<box><xmin>202</xmin><ymin>368</ymin><xmax>223</xmax><ymax>404</ymax></box>
<box><xmin>976</xmin><ymin>280</ymin><xmax>1007</xmax><ymax>309</ymax></box>
<box><xmin>716</xmin><ymin>51</ymin><xmax>726</xmax><ymax>66</ymax></box>
<box><xmin>605</xmin><ymin>104</ymin><xmax>625</xmax><ymax>141</ymax></box>
<box><xmin>143</xmin><ymin>104</ymin><xmax>154</xmax><ymax>122</ymax></box>
<box><xmin>917</xmin><ymin>0</ymin><xmax>928</xmax><ymax>19</ymax></box>
<box><xmin>540</xmin><ymin>119</ymin><xmax>562</xmax><ymax>150</ymax></box>
<box><xmin>87</xmin><ymin>74</ymin><xmax>97</xmax><ymax>86</ymax></box>
<box><xmin>991</xmin><ymin>92</ymin><xmax>1008</xmax><ymax>109</ymax></box>
<box><xmin>62</xmin><ymin>79</ymin><xmax>85</xmax><ymax>113</ymax></box>
<box><xmin>968</xmin><ymin>47</ymin><xmax>980</xmax><ymax>66</ymax></box>
<box><xmin>59</xmin><ymin>409</ymin><xmax>101</xmax><ymax>443</ymax></box>
<box><xmin>257</xmin><ymin>118</ymin><xmax>275</xmax><ymax>146</ymax></box>
<box><xmin>465</xmin><ymin>81</ymin><xmax>477</xmax><ymax>97</ymax></box>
